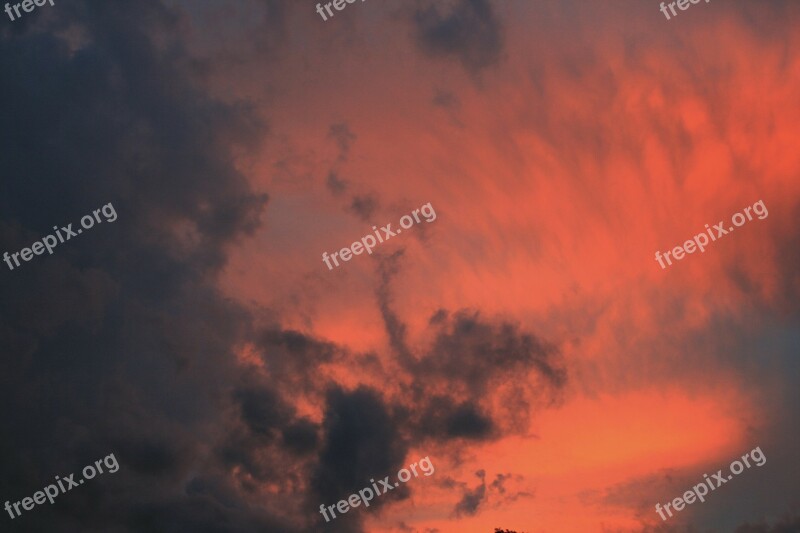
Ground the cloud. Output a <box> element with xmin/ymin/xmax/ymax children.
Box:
<box><xmin>454</xmin><ymin>469</ymin><xmax>487</xmax><ymax>516</ymax></box>
<box><xmin>491</xmin><ymin>473</ymin><xmax>510</xmax><ymax>494</ymax></box>
<box><xmin>309</xmin><ymin>386</ymin><xmax>410</xmax><ymax>529</ymax></box>
<box><xmin>0</xmin><ymin>1</ymin><xmax>288</xmax><ymax>530</ymax></box>
<box><xmin>322</xmin><ymin>123</ymin><xmax>382</xmax><ymax>224</ymax></box>
<box><xmin>412</xmin><ymin>0</ymin><xmax>505</xmax><ymax>74</ymax></box>
<box><xmin>416</xmin><ymin>396</ymin><xmax>495</xmax><ymax>440</ymax></box>
<box><xmin>327</xmin><ymin>171</ymin><xmax>349</xmax><ymax>196</ymax></box>
<box><xmin>117</xmin><ymin>439</ymin><xmax>183</xmax><ymax>477</ymax></box>
<box><xmin>233</xmin><ymin>386</ymin><xmax>294</xmax><ymax>438</ymax></box>
<box><xmin>329</xmin><ymin>122</ymin><xmax>357</xmax><ymax>163</ymax></box>
<box><xmin>432</xmin><ymin>88</ymin><xmax>461</xmax><ymax>110</ymax></box>
<box><xmin>374</xmin><ymin>254</ymin><xmax>567</xmax><ymax>445</ymax></box>
<box><xmin>413</xmin><ymin>309</ymin><xmax>566</xmax><ymax>396</ymax></box>
<box><xmin>282</xmin><ymin>418</ymin><xmax>320</xmax><ymax>456</ymax></box>
<box><xmin>348</xmin><ymin>194</ymin><xmax>380</xmax><ymax>222</ymax></box>
<box><xmin>254</xmin><ymin>326</ymin><xmax>347</xmax><ymax>394</ymax></box>
<box><xmin>735</xmin><ymin>515</ymin><xmax>800</xmax><ymax>533</ymax></box>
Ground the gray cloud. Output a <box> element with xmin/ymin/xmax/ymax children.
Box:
<box><xmin>0</xmin><ymin>1</ymin><xmax>290</xmax><ymax>530</ymax></box>
<box><xmin>309</xmin><ymin>386</ymin><xmax>410</xmax><ymax>531</ymax></box>
<box><xmin>454</xmin><ymin>469</ymin><xmax>486</xmax><ymax>517</ymax></box>
<box><xmin>348</xmin><ymin>194</ymin><xmax>379</xmax><ymax>222</ymax></box>
<box><xmin>329</xmin><ymin>122</ymin><xmax>357</xmax><ymax>163</ymax></box>
<box><xmin>412</xmin><ymin>0</ymin><xmax>505</xmax><ymax>74</ymax></box>
<box><xmin>735</xmin><ymin>515</ymin><xmax>800</xmax><ymax>533</ymax></box>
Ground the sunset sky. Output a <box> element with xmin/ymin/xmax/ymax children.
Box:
<box><xmin>1</xmin><ymin>1</ymin><xmax>799</xmax><ymax>532</ymax></box>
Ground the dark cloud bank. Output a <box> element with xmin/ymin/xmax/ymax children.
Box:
<box><xmin>0</xmin><ymin>3</ymin><xmax>557</xmax><ymax>531</ymax></box>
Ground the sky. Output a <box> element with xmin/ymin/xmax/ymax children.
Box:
<box><xmin>0</xmin><ymin>0</ymin><xmax>799</xmax><ymax>532</ymax></box>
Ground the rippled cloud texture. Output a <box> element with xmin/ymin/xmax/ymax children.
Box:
<box><xmin>1</xmin><ymin>0</ymin><xmax>798</xmax><ymax>531</ymax></box>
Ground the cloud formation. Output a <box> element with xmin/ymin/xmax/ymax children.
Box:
<box><xmin>412</xmin><ymin>0</ymin><xmax>505</xmax><ymax>74</ymax></box>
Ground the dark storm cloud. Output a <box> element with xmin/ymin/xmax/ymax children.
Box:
<box><xmin>215</xmin><ymin>374</ymin><xmax>324</xmax><ymax>488</ymax></box>
<box><xmin>117</xmin><ymin>439</ymin><xmax>183</xmax><ymax>477</ymax></box>
<box><xmin>0</xmin><ymin>1</ymin><xmax>309</xmax><ymax>530</ymax></box>
<box><xmin>2</xmin><ymin>0</ymin><xmax>558</xmax><ymax>529</ymax></box>
<box><xmin>412</xmin><ymin>0</ymin><xmax>505</xmax><ymax>74</ymax></box>
<box><xmin>234</xmin><ymin>386</ymin><xmax>294</xmax><ymax>438</ymax></box>
<box><xmin>309</xmin><ymin>386</ymin><xmax>410</xmax><ymax>530</ymax></box>
<box><xmin>282</xmin><ymin>419</ymin><xmax>319</xmax><ymax>456</ymax></box>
